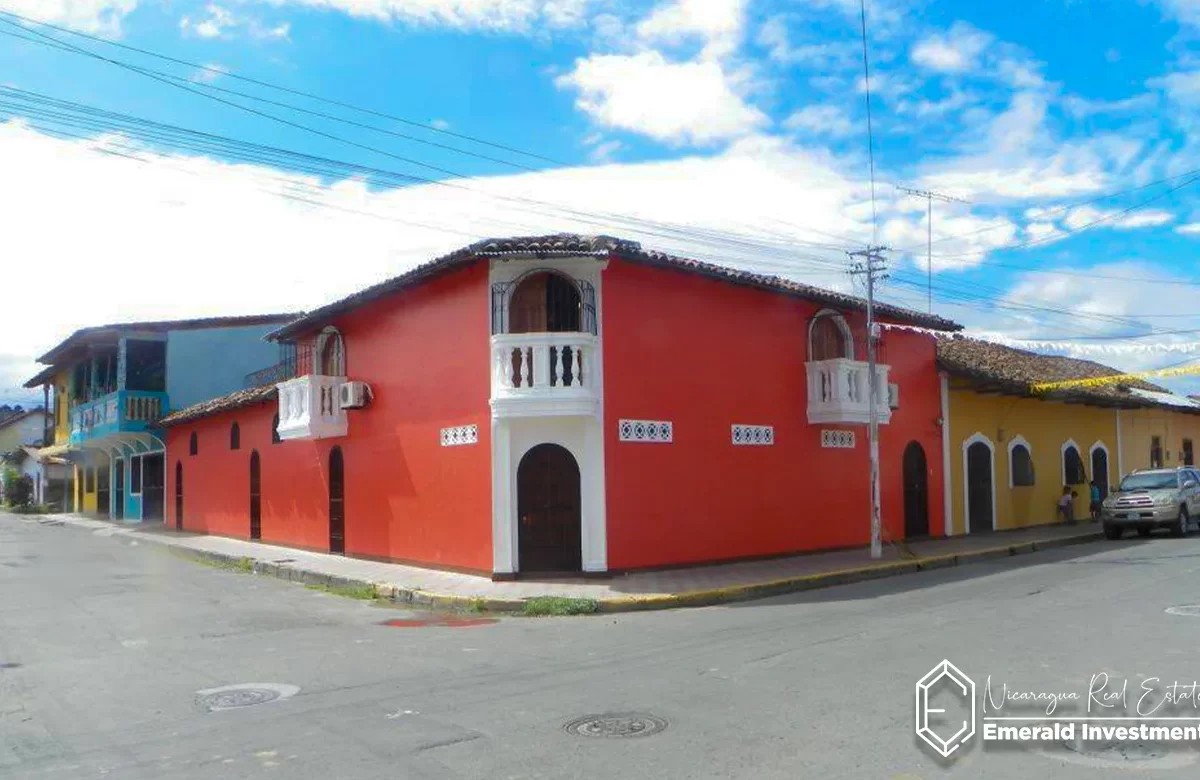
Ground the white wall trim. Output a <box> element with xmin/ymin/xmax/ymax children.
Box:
<box><xmin>940</xmin><ymin>372</ymin><xmax>952</xmax><ymax>536</ymax></box>
<box><xmin>807</xmin><ymin>307</ymin><xmax>854</xmax><ymax>360</ymax></box>
<box><xmin>1006</xmin><ymin>434</ymin><xmax>1032</xmax><ymax>489</ymax></box>
<box><xmin>1061</xmin><ymin>438</ymin><xmax>1082</xmax><ymax>487</ymax></box>
<box><xmin>1089</xmin><ymin>440</ymin><xmax>1111</xmax><ymax>488</ymax></box>
<box><xmin>961</xmin><ymin>431</ymin><xmax>997</xmax><ymax>534</ymax></box>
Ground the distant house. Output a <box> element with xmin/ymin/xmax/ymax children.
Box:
<box><xmin>0</xmin><ymin>408</ymin><xmax>47</xmax><ymax>453</ymax></box>
<box><xmin>2</xmin><ymin>446</ymin><xmax>70</xmax><ymax>508</ymax></box>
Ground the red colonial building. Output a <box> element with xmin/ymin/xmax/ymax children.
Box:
<box><xmin>160</xmin><ymin>234</ymin><xmax>961</xmax><ymax>577</ymax></box>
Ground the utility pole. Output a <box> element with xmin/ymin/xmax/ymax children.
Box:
<box><xmin>896</xmin><ymin>186</ymin><xmax>970</xmax><ymax>313</ymax></box>
<box><xmin>850</xmin><ymin>246</ymin><xmax>889</xmax><ymax>559</ymax></box>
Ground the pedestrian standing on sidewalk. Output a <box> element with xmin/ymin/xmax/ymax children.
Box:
<box><xmin>1089</xmin><ymin>480</ymin><xmax>1102</xmax><ymax>522</ymax></box>
<box><xmin>1058</xmin><ymin>487</ymin><xmax>1075</xmax><ymax>525</ymax></box>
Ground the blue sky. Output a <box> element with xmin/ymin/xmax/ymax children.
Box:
<box><xmin>4</xmin><ymin>0</ymin><xmax>1200</xmax><ymax>404</ymax></box>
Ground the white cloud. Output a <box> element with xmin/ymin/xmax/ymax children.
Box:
<box><xmin>637</xmin><ymin>0</ymin><xmax>746</xmax><ymax>59</ymax></box>
<box><xmin>756</xmin><ymin>16</ymin><xmax>859</xmax><ymax>68</ymax></box>
<box><xmin>910</xmin><ymin>21</ymin><xmax>991</xmax><ymax>73</ymax></box>
<box><xmin>1176</xmin><ymin>222</ymin><xmax>1200</xmax><ymax>235</ymax></box>
<box><xmin>0</xmin><ymin>121</ymin><xmax>891</xmax><ymax>396</ymax></box>
<box><xmin>3</xmin><ymin>0</ymin><xmax>137</xmax><ymax>35</ymax></box>
<box><xmin>1115</xmin><ymin>209</ymin><xmax>1173</xmax><ymax>229</ymax></box>
<box><xmin>879</xmin><ymin>211</ymin><xmax>1018</xmax><ymax>271</ymax></box>
<box><xmin>1025</xmin><ymin>221</ymin><xmax>1064</xmax><ymax>242</ymax></box>
<box><xmin>1063</xmin><ymin>205</ymin><xmax>1173</xmax><ymax>231</ymax></box>
<box><xmin>557</xmin><ymin>51</ymin><xmax>767</xmax><ymax>145</ymax></box>
<box><xmin>181</xmin><ymin>3</ymin><xmax>236</xmax><ymax>38</ymax></box>
<box><xmin>783</xmin><ymin>104</ymin><xmax>855</xmax><ymax>138</ymax></box>
<box><xmin>247</xmin><ymin>0</ymin><xmax>591</xmax><ymax>32</ymax></box>
<box><xmin>190</xmin><ymin>63</ymin><xmax>231</xmax><ymax>84</ymax></box>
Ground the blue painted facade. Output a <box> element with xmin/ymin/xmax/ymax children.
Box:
<box><xmin>166</xmin><ymin>325</ymin><xmax>281</xmax><ymax>411</ymax></box>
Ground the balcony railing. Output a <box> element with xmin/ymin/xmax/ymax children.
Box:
<box><xmin>805</xmin><ymin>358</ymin><xmax>891</xmax><ymax>425</ymax></box>
<box><xmin>69</xmin><ymin>390</ymin><xmax>169</xmax><ymax>444</ymax></box>
<box><xmin>490</xmin><ymin>333</ymin><xmax>599</xmax><ymax>417</ymax></box>
<box><xmin>276</xmin><ymin>374</ymin><xmax>347</xmax><ymax>441</ymax></box>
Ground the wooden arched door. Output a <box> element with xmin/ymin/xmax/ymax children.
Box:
<box><xmin>174</xmin><ymin>460</ymin><xmax>183</xmax><ymax>531</ymax></box>
<box><xmin>967</xmin><ymin>442</ymin><xmax>994</xmax><ymax>533</ymax></box>
<box><xmin>249</xmin><ymin>451</ymin><xmax>261</xmax><ymax>540</ymax></box>
<box><xmin>903</xmin><ymin>441</ymin><xmax>929</xmax><ymax>538</ymax></box>
<box><xmin>329</xmin><ymin>447</ymin><xmax>345</xmax><ymax>554</ymax></box>
<box><xmin>517</xmin><ymin>443</ymin><xmax>581</xmax><ymax>573</ymax></box>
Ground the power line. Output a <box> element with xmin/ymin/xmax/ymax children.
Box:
<box><xmin>857</xmin><ymin>0</ymin><xmax>878</xmax><ymax>244</ymax></box>
<box><xmin>0</xmin><ymin>7</ymin><xmax>567</xmax><ymax>167</ymax></box>
<box><xmin>896</xmin><ymin>185</ymin><xmax>970</xmax><ymax>312</ymax></box>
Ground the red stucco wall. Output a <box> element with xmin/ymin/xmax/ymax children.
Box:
<box><xmin>600</xmin><ymin>258</ymin><xmax>946</xmax><ymax>570</ymax></box>
<box><xmin>165</xmin><ymin>263</ymin><xmax>493</xmax><ymax>572</ymax></box>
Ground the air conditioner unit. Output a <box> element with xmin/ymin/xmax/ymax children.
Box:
<box><xmin>887</xmin><ymin>382</ymin><xmax>900</xmax><ymax>409</ymax></box>
<box><xmin>339</xmin><ymin>381</ymin><xmax>371</xmax><ymax>409</ymax></box>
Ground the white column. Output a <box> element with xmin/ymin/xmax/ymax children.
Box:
<box><xmin>491</xmin><ymin>418</ymin><xmax>516</xmax><ymax>574</ymax></box>
<box><xmin>940</xmin><ymin>371</ymin><xmax>953</xmax><ymax>536</ymax></box>
<box><xmin>581</xmin><ymin>416</ymin><xmax>608</xmax><ymax>573</ymax></box>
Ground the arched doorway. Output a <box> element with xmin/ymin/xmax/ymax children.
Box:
<box><xmin>329</xmin><ymin>447</ymin><xmax>345</xmax><ymax>554</ymax></box>
<box><xmin>903</xmin><ymin>441</ymin><xmax>929</xmax><ymax>538</ymax></box>
<box><xmin>174</xmin><ymin>460</ymin><xmax>183</xmax><ymax>531</ymax></box>
<box><xmin>1091</xmin><ymin>446</ymin><xmax>1110</xmax><ymax>500</ymax></box>
<box><xmin>517</xmin><ymin>443</ymin><xmax>582</xmax><ymax>573</ymax></box>
<box><xmin>509</xmin><ymin>271</ymin><xmax>582</xmax><ymax>333</ymax></box>
<box><xmin>967</xmin><ymin>440</ymin><xmax>994</xmax><ymax>533</ymax></box>
<box><xmin>249</xmin><ymin>451</ymin><xmax>261</xmax><ymax>540</ymax></box>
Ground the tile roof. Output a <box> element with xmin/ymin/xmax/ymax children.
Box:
<box><xmin>35</xmin><ymin>312</ymin><xmax>301</xmax><ymax>366</ymax></box>
<box><xmin>936</xmin><ymin>335</ymin><xmax>1184</xmax><ymax>408</ymax></box>
<box><xmin>266</xmin><ymin>233</ymin><xmax>961</xmax><ymax>341</ymax></box>
<box><xmin>0</xmin><ymin>408</ymin><xmax>45</xmax><ymax>431</ymax></box>
<box><xmin>158</xmin><ymin>385</ymin><xmax>277</xmax><ymax>428</ymax></box>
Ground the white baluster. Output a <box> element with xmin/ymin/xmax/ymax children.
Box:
<box><xmin>529</xmin><ymin>345</ymin><xmax>541</xmax><ymax>389</ymax></box>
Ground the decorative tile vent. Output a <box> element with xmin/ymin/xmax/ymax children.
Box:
<box><xmin>732</xmin><ymin>425</ymin><xmax>774</xmax><ymax>446</ymax></box>
<box><xmin>440</xmin><ymin>424</ymin><xmax>479</xmax><ymax>447</ymax></box>
<box><xmin>821</xmin><ymin>429</ymin><xmax>856</xmax><ymax>449</ymax></box>
<box><xmin>619</xmin><ymin>419</ymin><xmax>673</xmax><ymax>443</ymax></box>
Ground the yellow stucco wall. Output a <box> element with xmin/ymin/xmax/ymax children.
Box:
<box><xmin>52</xmin><ymin>369</ymin><xmax>71</xmax><ymax>446</ymax></box>
<box><xmin>76</xmin><ymin>463</ymin><xmax>98</xmax><ymax>513</ymax></box>
<box><xmin>1118</xmin><ymin>407</ymin><xmax>1200</xmax><ymax>477</ymax></box>
<box><xmin>948</xmin><ymin>383</ymin><xmax>1119</xmax><ymax>533</ymax></box>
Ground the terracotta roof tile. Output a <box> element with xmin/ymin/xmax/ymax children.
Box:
<box><xmin>267</xmin><ymin>233</ymin><xmax>961</xmax><ymax>341</ymax></box>
<box><xmin>158</xmin><ymin>385</ymin><xmax>277</xmax><ymax>428</ymax></box>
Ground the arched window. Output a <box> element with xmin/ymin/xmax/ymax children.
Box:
<box><xmin>1010</xmin><ymin>442</ymin><xmax>1035</xmax><ymax>487</ymax></box>
<box><xmin>1062</xmin><ymin>441</ymin><xmax>1086</xmax><ymax>486</ymax></box>
<box><xmin>316</xmin><ymin>326</ymin><xmax>346</xmax><ymax>376</ymax></box>
<box><xmin>271</xmin><ymin>413</ymin><xmax>281</xmax><ymax>445</ymax></box>
<box><xmin>230</xmin><ymin>422</ymin><xmax>241</xmax><ymax>451</ymax></box>
<box><xmin>808</xmin><ymin>310</ymin><xmax>852</xmax><ymax>361</ymax></box>
<box><xmin>508</xmin><ymin>271</ymin><xmax>582</xmax><ymax>333</ymax></box>
<box><xmin>189</xmin><ymin>431</ymin><xmax>198</xmax><ymax>456</ymax></box>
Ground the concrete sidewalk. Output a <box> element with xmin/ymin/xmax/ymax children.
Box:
<box><xmin>7</xmin><ymin>512</ymin><xmax>1104</xmax><ymax>612</ymax></box>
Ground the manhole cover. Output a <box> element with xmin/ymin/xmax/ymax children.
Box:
<box><xmin>564</xmin><ymin>713</ymin><xmax>667</xmax><ymax>738</ymax></box>
<box><xmin>195</xmin><ymin>683</ymin><xmax>299</xmax><ymax>712</ymax></box>
<box><xmin>1166</xmin><ymin>605</ymin><xmax>1200</xmax><ymax>616</ymax></box>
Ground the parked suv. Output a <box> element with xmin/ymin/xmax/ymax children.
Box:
<box><xmin>1101</xmin><ymin>467</ymin><xmax>1200</xmax><ymax>539</ymax></box>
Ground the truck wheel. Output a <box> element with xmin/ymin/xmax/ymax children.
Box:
<box><xmin>1104</xmin><ymin>524</ymin><xmax>1123</xmax><ymax>540</ymax></box>
<box><xmin>1175</xmin><ymin>507</ymin><xmax>1191</xmax><ymax>537</ymax></box>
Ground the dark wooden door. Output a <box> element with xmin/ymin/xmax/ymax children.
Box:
<box><xmin>967</xmin><ymin>441</ymin><xmax>993</xmax><ymax>533</ymax></box>
<box><xmin>1092</xmin><ymin>448</ymin><xmax>1109</xmax><ymax>499</ymax></box>
<box><xmin>329</xmin><ymin>447</ymin><xmax>345</xmax><ymax>554</ymax></box>
<box><xmin>113</xmin><ymin>459</ymin><xmax>124</xmax><ymax>521</ymax></box>
<box><xmin>903</xmin><ymin>441</ymin><xmax>929</xmax><ymax>538</ymax></box>
<box><xmin>517</xmin><ymin>444</ymin><xmax>582</xmax><ymax>573</ymax></box>
<box><xmin>249</xmin><ymin>451</ymin><xmax>261</xmax><ymax>540</ymax></box>
<box><xmin>141</xmin><ymin>454</ymin><xmax>165</xmax><ymax>521</ymax></box>
<box><xmin>96</xmin><ymin>461</ymin><xmax>110</xmax><ymax>519</ymax></box>
<box><xmin>174</xmin><ymin>460</ymin><xmax>183</xmax><ymax>530</ymax></box>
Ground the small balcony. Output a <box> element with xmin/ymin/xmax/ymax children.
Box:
<box><xmin>276</xmin><ymin>375</ymin><xmax>347</xmax><ymax>441</ymax></box>
<box><xmin>805</xmin><ymin>359</ymin><xmax>892</xmax><ymax>425</ymax></box>
<box><xmin>490</xmin><ymin>333</ymin><xmax>599</xmax><ymax>418</ymax></box>
<box><xmin>69</xmin><ymin>390</ymin><xmax>169</xmax><ymax>445</ymax></box>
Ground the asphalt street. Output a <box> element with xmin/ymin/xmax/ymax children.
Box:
<box><xmin>5</xmin><ymin>513</ymin><xmax>1200</xmax><ymax>779</ymax></box>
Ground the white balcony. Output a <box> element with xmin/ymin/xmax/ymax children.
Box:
<box><xmin>276</xmin><ymin>375</ymin><xmax>348</xmax><ymax>441</ymax></box>
<box><xmin>805</xmin><ymin>359</ymin><xmax>892</xmax><ymax>425</ymax></box>
<box><xmin>490</xmin><ymin>333</ymin><xmax>599</xmax><ymax>418</ymax></box>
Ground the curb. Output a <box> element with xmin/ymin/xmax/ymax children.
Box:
<box><xmin>15</xmin><ymin>513</ymin><xmax>1103</xmax><ymax>614</ymax></box>
<box><xmin>164</xmin><ymin>528</ymin><xmax>1104</xmax><ymax>615</ymax></box>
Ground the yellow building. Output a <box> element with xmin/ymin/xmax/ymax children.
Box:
<box><xmin>938</xmin><ymin>338</ymin><xmax>1200</xmax><ymax>534</ymax></box>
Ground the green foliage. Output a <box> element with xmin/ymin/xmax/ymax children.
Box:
<box><xmin>305</xmin><ymin>582</ymin><xmax>378</xmax><ymax>600</ymax></box>
<box><xmin>521</xmin><ymin>596</ymin><xmax>599</xmax><ymax>616</ymax></box>
<box><xmin>1</xmin><ymin>466</ymin><xmax>33</xmax><ymax>508</ymax></box>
